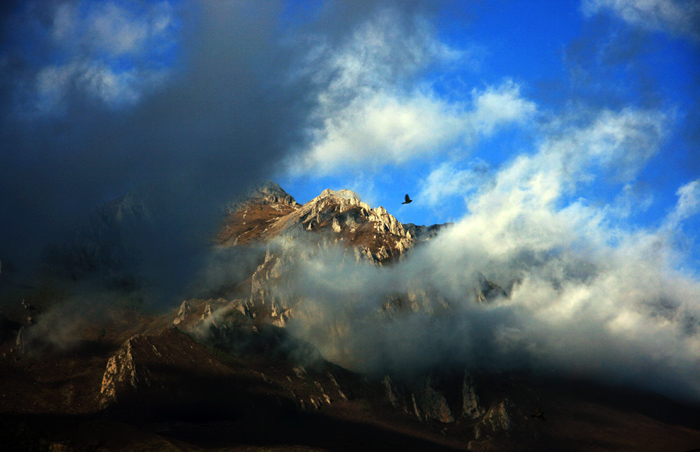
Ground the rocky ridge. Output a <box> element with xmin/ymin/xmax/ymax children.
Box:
<box><xmin>213</xmin><ymin>184</ymin><xmax>505</xmax><ymax>331</ymax></box>
<box><xmin>2</xmin><ymin>184</ymin><xmax>699</xmax><ymax>451</ymax></box>
<box><xmin>219</xmin><ymin>183</ymin><xmax>433</xmax><ymax>264</ymax></box>
<box><xmin>85</xmin><ymin>184</ymin><xmax>515</xmax><ymax>431</ymax></box>
<box><xmin>166</xmin><ymin>184</ymin><xmax>515</xmax><ymax>429</ymax></box>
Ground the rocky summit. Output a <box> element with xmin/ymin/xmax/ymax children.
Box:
<box><xmin>218</xmin><ymin>183</ymin><xmax>436</xmax><ymax>263</ymax></box>
<box><xmin>0</xmin><ymin>184</ymin><xmax>699</xmax><ymax>452</ymax></box>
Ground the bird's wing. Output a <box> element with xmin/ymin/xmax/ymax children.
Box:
<box><xmin>405</xmin><ymin>194</ymin><xmax>410</xmax><ymax>202</ymax></box>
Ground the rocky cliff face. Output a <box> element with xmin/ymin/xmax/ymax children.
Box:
<box><xmin>3</xmin><ymin>184</ymin><xmax>700</xmax><ymax>452</ymax></box>
<box><xmin>42</xmin><ymin>189</ymin><xmax>156</xmax><ymax>290</ymax></box>
<box><xmin>171</xmin><ymin>184</ymin><xmax>512</xmax><ymax>426</ymax></box>
<box><xmin>210</xmin><ymin>184</ymin><xmax>505</xmax><ymax>334</ymax></box>
<box><xmin>100</xmin><ymin>335</ymin><xmax>144</xmax><ymax>407</ymax></box>
<box><xmin>218</xmin><ymin>182</ymin><xmax>301</xmax><ymax>246</ymax></box>
<box><xmin>219</xmin><ymin>184</ymin><xmax>425</xmax><ymax>263</ymax></box>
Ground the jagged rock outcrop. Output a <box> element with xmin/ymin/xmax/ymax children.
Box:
<box><xmin>219</xmin><ymin>186</ymin><xmax>423</xmax><ymax>264</ymax></box>
<box><xmin>43</xmin><ymin>188</ymin><xmax>155</xmax><ymax>286</ymax></box>
<box><xmin>462</xmin><ymin>371</ymin><xmax>484</xmax><ymax>419</ymax></box>
<box><xmin>248</xmin><ymin>248</ymin><xmax>294</xmax><ymax>326</ymax></box>
<box><xmin>100</xmin><ymin>335</ymin><xmax>149</xmax><ymax>407</ymax></box>
<box><xmin>100</xmin><ymin>328</ymin><xmax>299</xmax><ymax>415</ymax></box>
<box><xmin>475</xmin><ymin>272</ymin><xmax>509</xmax><ymax>304</ymax></box>
<box><xmin>172</xmin><ymin>301</ymin><xmax>190</xmax><ymax>325</ymax></box>
<box><xmin>381</xmin><ymin>372</ymin><xmax>463</xmax><ymax>424</ymax></box>
<box><xmin>293</xmin><ymin>189</ymin><xmax>413</xmax><ymax>263</ymax></box>
<box><xmin>110</xmin><ymin>191</ymin><xmax>154</xmax><ymax>224</ymax></box>
<box><xmin>328</xmin><ymin>371</ymin><xmax>350</xmax><ymax>401</ymax></box>
<box><xmin>403</xmin><ymin>222</ymin><xmax>451</xmax><ymax>241</ymax></box>
<box><xmin>237</xmin><ymin>181</ymin><xmax>300</xmax><ymax>210</ymax></box>
<box><xmin>13</xmin><ymin>327</ymin><xmax>24</xmax><ymax>355</ymax></box>
<box><xmin>413</xmin><ymin>372</ymin><xmax>455</xmax><ymax>423</ymax></box>
<box><xmin>213</xmin><ymin>186</ymin><xmax>467</xmax><ymax>341</ymax></box>
<box><xmin>383</xmin><ymin>375</ymin><xmax>407</xmax><ymax>412</ymax></box>
<box><xmin>218</xmin><ymin>182</ymin><xmax>301</xmax><ymax>246</ymax></box>
<box><xmin>474</xmin><ymin>398</ymin><xmax>516</xmax><ymax>439</ymax></box>
<box><xmin>205</xmin><ymin>185</ymin><xmax>511</xmax><ymax>374</ymax></box>
<box><xmin>172</xmin><ymin>299</ymin><xmax>248</xmax><ymax>340</ymax></box>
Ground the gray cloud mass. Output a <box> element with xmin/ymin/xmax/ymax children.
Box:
<box><xmin>0</xmin><ymin>1</ymin><xmax>314</xmax><ymax>296</ymax></box>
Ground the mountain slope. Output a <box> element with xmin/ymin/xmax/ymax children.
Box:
<box><xmin>0</xmin><ymin>184</ymin><xmax>699</xmax><ymax>451</ymax></box>
<box><xmin>218</xmin><ymin>183</ymin><xmax>434</xmax><ymax>263</ymax></box>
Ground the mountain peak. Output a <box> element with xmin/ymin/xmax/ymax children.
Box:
<box><xmin>242</xmin><ymin>181</ymin><xmax>299</xmax><ymax>208</ymax></box>
<box><xmin>316</xmin><ymin>188</ymin><xmax>361</xmax><ymax>202</ymax></box>
<box><xmin>218</xmin><ymin>184</ymin><xmax>432</xmax><ymax>263</ymax></box>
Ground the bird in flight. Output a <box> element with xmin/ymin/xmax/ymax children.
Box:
<box><xmin>402</xmin><ymin>194</ymin><xmax>413</xmax><ymax>205</ymax></box>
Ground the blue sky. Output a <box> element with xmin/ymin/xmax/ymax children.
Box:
<box><xmin>276</xmin><ymin>0</ymin><xmax>700</xmax><ymax>267</ymax></box>
<box><xmin>0</xmin><ymin>0</ymin><xmax>699</xmax><ymax>271</ymax></box>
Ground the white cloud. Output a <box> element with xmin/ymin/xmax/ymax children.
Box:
<box><xmin>471</xmin><ymin>81</ymin><xmax>537</xmax><ymax>135</ymax></box>
<box><xmin>414</xmin><ymin>108</ymin><xmax>667</xmax><ymax>255</ymax></box>
<box><xmin>52</xmin><ymin>1</ymin><xmax>176</xmax><ymax>57</ymax></box>
<box><xmin>448</xmin><ymin>108</ymin><xmax>668</xmax><ymax>257</ymax></box>
<box><xmin>582</xmin><ymin>0</ymin><xmax>700</xmax><ymax>40</ymax></box>
<box><xmin>269</xmin><ymin>106</ymin><xmax>700</xmax><ymax>401</ymax></box>
<box><xmin>52</xmin><ymin>2</ymin><xmax>80</xmax><ymax>44</ymax></box>
<box><xmin>299</xmin><ymin>91</ymin><xmax>464</xmax><ymax>173</ymax></box>
<box><xmin>35</xmin><ymin>61</ymin><xmax>167</xmax><ymax>113</ymax></box>
<box><xmin>87</xmin><ymin>2</ymin><xmax>151</xmax><ymax>56</ymax></box>
<box><xmin>309</xmin><ymin>8</ymin><xmax>463</xmax><ymax>107</ymax></box>
<box><xmin>35</xmin><ymin>64</ymin><xmax>75</xmax><ymax>114</ymax></box>
<box><xmin>289</xmin><ymin>9</ymin><xmax>535</xmax><ymax>175</ymax></box>
<box><xmin>30</xmin><ymin>0</ymin><xmax>178</xmax><ymax>114</ymax></box>
<box><xmin>418</xmin><ymin>160</ymin><xmax>490</xmax><ymax>207</ymax></box>
<box><xmin>540</xmin><ymin>108</ymin><xmax>668</xmax><ymax>186</ymax></box>
<box><xmin>609</xmin><ymin>183</ymin><xmax>654</xmax><ymax>218</ymax></box>
<box><xmin>665</xmin><ymin>179</ymin><xmax>700</xmax><ymax>229</ymax></box>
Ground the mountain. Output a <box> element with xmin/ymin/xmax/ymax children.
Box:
<box><xmin>218</xmin><ymin>183</ymin><xmax>433</xmax><ymax>263</ymax></box>
<box><xmin>0</xmin><ymin>184</ymin><xmax>699</xmax><ymax>451</ymax></box>
<box><xmin>42</xmin><ymin>190</ymin><xmax>155</xmax><ymax>289</ymax></box>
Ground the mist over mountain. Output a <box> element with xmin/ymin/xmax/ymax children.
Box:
<box><xmin>197</xmin><ymin>184</ymin><xmax>700</xmax><ymax>404</ymax></box>
<box><xmin>2</xmin><ymin>182</ymin><xmax>700</xmax><ymax>451</ymax></box>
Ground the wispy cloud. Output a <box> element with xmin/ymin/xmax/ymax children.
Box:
<box><xmin>418</xmin><ymin>159</ymin><xmax>490</xmax><ymax>208</ymax></box>
<box><xmin>288</xmin><ymin>8</ymin><xmax>535</xmax><ymax>175</ymax></box>
<box><xmin>582</xmin><ymin>0</ymin><xmax>700</xmax><ymax>40</ymax></box>
<box><xmin>35</xmin><ymin>60</ymin><xmax>167</xmax><ymax>113</ymax></box>
<box><xmin>665</xmin><ymin>179</ymin><xmax>700</xmax><ymax>230</ymax></box>
<box><xmin>20</xmin><ymin>0</ymin><xmax>179</xmax><ymax>115</ymax></box>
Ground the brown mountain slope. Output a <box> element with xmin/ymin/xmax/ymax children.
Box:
<box><xmin>2</xmin><ymin>304</ymin><xmax>699</xmax><ymax>451</ymax></box>
<box><xmin>218</xmin><ymin>183</ymin><xmax>441</xmax><ymax>264</ymax></box>
<box><xmin>1</xmin><ymin>184</ymin><xmax>699</xmax><ymax>451</ymax></box>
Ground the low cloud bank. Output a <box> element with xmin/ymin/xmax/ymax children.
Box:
<box><xmin>264</xmin><ymin>182</ymin><xmax>700</xmax><ymax>403</ymax></box>
<box><xmin>263</xmin><ymin>108</ymin><xmax>700</xmax><ymax>403</ymax></box>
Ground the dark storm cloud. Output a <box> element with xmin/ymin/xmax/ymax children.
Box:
<box><xmin>293</xmin><ymin>0</ymin><xmax>443</xmax><ymax>39</ymax></box>
<box><xmin>0</xmin><ymin>0</ymin><xmax>457</xmax><ymax>301</ymax></box>
<box><xmin>0</xmin><ymin>0</ymin><xmax>311</xmax><ymax>297</ymax></box>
